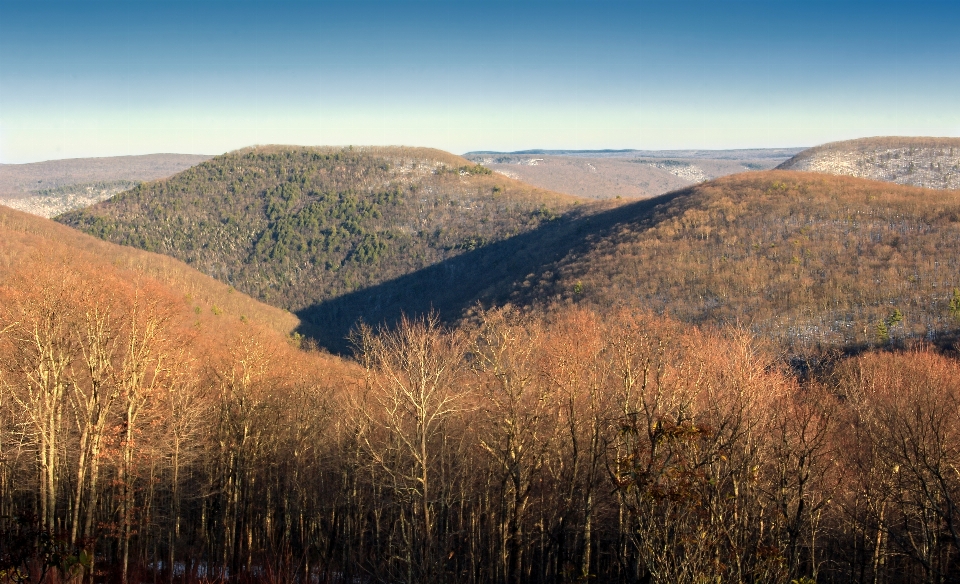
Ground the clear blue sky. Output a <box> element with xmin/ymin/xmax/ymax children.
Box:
<box><xmin>1</xmin><ymin>0</ymin><xmax>958</xmax><ymax>163</ymax></box>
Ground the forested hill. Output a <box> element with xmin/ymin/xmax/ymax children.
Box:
<box><xmin>57</xmin><ymin>145</ymin><xmax>960</xmax><ymax>355</ymax></box>
<box><xmin>58</xmin><ymin>145</ymin><xmax>581</xmax><ymax>312</ymax></box>
<box><xmin>513</xmin><ymin>171</ymin><xmax>960</xmax><ymax>350</ymax></box>
<box><xmin>1</xmin><ymin>204</ymin><xmax>298</xmax><ymax>336</ymax></box>
<box><xmin>287</xmin><ymin>170</ymin><xmax>960</xmax><ymax>354</ymax></box>
<box><xmin>777</xmin><ymin>137</ymin><xmax>960</xmax><ymax>189</ymax></box>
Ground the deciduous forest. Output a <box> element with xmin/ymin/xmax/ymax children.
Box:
<box><xmin>57</xmin><ymin>147</ymin><xmax>574</xmax><ymax>310</ymax></box>
<box><xmin>3</xmin><ymin>259</ymin><xmax>960</xmax><ymax>583</ymax></box>
<box><xmin>3</xmin><ymin>147</ymin><xmax>960</xmax><ymax>583</ymax></box>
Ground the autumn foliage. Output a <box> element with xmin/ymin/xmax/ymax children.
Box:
<box><xmin>3</xmin><ymin>251</ymin><xmax>960</xmax><ymax>583</ymax></box>
<box><xmin>4</xmin><ymin>182</ymin><xmax>960</xmax><ymax>583</ymax></box>
<box><xmin>526</xmin><ymin>171</ymin><xmax>960</xmax><ymax>351</ymax></box>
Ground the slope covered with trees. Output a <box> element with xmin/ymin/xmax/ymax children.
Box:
<box><xmin>294</xmin><ymin>170</ymin><xmax>960</xmax><ymax>354</ymax></box>
<box><xmin>0</xmin><ymin>205</ymin><xmax>298</xmax><ymax>335</ymax></box>
<box><xmin>4</xmin><ymin>291</ymin><xmax>960</xmax><ymax>583</ymax></box>
<box><xmin>56</xmin><ymin>152</ymin><xmax>960</xmax><ymax>355</ymax></box>
<box><xmin>509</xmin><ymin>171</ymin><xmax>960</xmax><ymax>351</ymax></box>
<box><xmin>58</xmin><ymin>146</ymin><xmax>579</xmax><ymax>310</ymax></box>
<box><xmin>5</xmin><ymin>195</ymin><xmax>960</xmax><ymax>583</ymax></box>
<box><xmin>0</xmin><ymin>206</ymin><xmax>354</xmax><ymax>582</ymax></box>
<box><xmin>778</xmin><ymin>137</ymin><xmax>960</xmax><ymax>189</ymax></box>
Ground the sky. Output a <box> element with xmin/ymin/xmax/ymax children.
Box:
<box><xmin>1</xmin><ymin>0</ymin><xmax>959</xmax><ymax>163</ymax></box>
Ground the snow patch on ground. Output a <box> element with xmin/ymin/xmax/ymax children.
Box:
<box><xmin>787</xmin><ymin>147</ymin><xmax>960</xmax><ymax>189</ymax></box>
<box><xmin>640</xmin><ymin>161</ymin><xmax>709</xmax><ymax>183</ymax></box>
<box><xmin>1</xmin><ymin>185</ymin><xmax>129</xmax><ymax>218</ymax></box>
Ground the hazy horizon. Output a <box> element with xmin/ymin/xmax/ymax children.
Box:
<box><xmin>1</xmin><ymin>0</ymin><xmax>958</xmax><ymax>163</ymax></box>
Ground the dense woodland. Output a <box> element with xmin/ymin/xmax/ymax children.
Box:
<box><xmin>58</xmin><ymin>149</ymin><xmax>960</xmax><ymax>355</ymax></box>
<box><xmin>2</xmin><ymin>256</ymin><xmax>960</xmax><ymax>583</ymax></box>
<box><xmin>58</xmin><ymin>147</ymin><xmax>575</xmax><ymax>310</ymax></box>
<box><xmin>521</xmin><ymin>172</ymin><xmax>960</xmax><ymax>352</ymax></box>
<box><xmin>4</xmin><ymin>150</ymin><xmax>960</xmax><ymax>583</ymax></box>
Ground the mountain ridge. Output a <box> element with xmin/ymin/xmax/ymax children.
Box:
<box><xmin>58</xmin><ymin>145</ymin><xmax>585</xmax><ymax>317</ymax></box>
<box><xmin>296</xmin><ymin>170</ymin><xmax>960</xmax><ymax>353</ymax></box>
<box><xmin>0</xmin><ymin>153</ymin><xmax>213</xmax><ymax>216</ymax></box>
<box><xmin>54</xmin><ymin>144</ymin><xmax>960</xmax><ymax>355</ymax></box>
<box><xmin>778</xmin><ymin>136</ymin><xmax>960</xmax><ymax>189</ymax></box>
<box><xmin>465</xmin><ymin>147</ymin><xmax>806</xmax><ymax>159</ymax></box>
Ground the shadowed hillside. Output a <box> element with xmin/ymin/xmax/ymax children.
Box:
<box><xmin>59</xmin><ymin>145</ymin><xmax>580</xmax><ymax>311</ymax></box>
<box><xmin>56</xmin><ymin>147</ymin><xmax>960</xmax><ymax>354</ymax></box>
<box><xmin>299</xmin><ymin>171</ymin><xmax>960</xmax><ymax>354</ymax></box>
<box><xmin>8</xmin><ymin>177</ymin><xmax>960</xmax><ymax>584</ymax></box>
<box><xmin>778</xmin><ymin>137</ymin><xmax>960</xmax><ymax>189</ymax></box>
<box><xmin>521</xmin><ymin>171</ymin><xmax>960</xmax><ymax>350</ymax></box>
<box><xmin>295</xmin><ymin>198</ymin><xmax>627</xmax><ymax>352</ymax></box>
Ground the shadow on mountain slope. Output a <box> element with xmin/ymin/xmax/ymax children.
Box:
<box><xmin>296</xmin><ymin>191</ymin><xmax>684</xmax><ymax>354</ymax></box>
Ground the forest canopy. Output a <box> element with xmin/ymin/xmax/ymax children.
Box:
<box><xmin>6</xmin><ymin>153</ymin><xmax>960</xmax><ymax>583</ymax></box>
<box><xmin>57</xmin><ymin>146</ymin><xmax>576</xmax><ymax>312</ymax></box>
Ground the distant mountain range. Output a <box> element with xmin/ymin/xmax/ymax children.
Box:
<box><xmin>0</xmin><ymin>153</ymin><xmax>212</xmax><ymax>216</ymax></box>
<box><xmin>464</xmin><ymin>147</ymin><xmax>806</xmax><ymax>159</ymax></box>
<box><xmin>462</xmin><ymin>148</ymin><xmax>804</xmax><ymax>200</ymax></box>
<box><xmin>8</xmin><ymin>138</ymin><xmax>956</xmax><ymax>221</ymax></box>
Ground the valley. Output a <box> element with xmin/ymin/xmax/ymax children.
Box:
<box><xmin>3</xmin><ymin>1</ymin><xmax>956</xmax><ymax>581</ymax></box>
<box><xmin>4</xmin><ymin>138</ymin><xmax>960</xmax><ymax>584</ymax></box>
<box><xmin>57</xmin><ymin>144</ymin><xmax>960</xmax><ymax>356</ymax></box>
<box><xmin>58</xmin><ymin>146</ymin><xmax>580</xmax><ymax>315</ymax></box>
<box><xmin>463</xmin><ymin>147</ymin><xmax>803</xmax><ymax>199</ymax></box>
<box><xmin>0</xmin><ymin>153</ymin><xmax>212</xmax><ymax>217</ymax></box>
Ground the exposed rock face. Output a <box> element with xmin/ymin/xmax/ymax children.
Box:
<box><xmin>637</xmin><ymin>159</ymin><xmax>710</xmax><ymax>183</ymax></box>
<box><xmin>778</xmin><ymin>137</ymin><xmax>960</xmax><ymax>189</ymax></box>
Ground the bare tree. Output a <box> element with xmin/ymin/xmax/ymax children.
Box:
<box><xmin>68</xmin><ymin>296</ymin><xmax>122</xmax><ymax>549</ymax></box>
<box><xmin>353</xmin><ymin>314</ymin><xmax>470</xmax><ymax>583</ymax></box>
<box><xmin>0</xmin><ymin>266</ymin><xmax>81</xmax><ymax>531</ymax></box>
<box><xmin>114</xmin><ymin>286</ymin><xmax>176</xmax><ymax>584</ymax></box>
<box><xmin>472</xmin><ymin>308</ymin><xmax>558</xmax><ymax>584</ymax></box>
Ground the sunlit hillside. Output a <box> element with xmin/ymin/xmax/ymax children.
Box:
<box><xmin>266</xmin><ymin>169</ymin><xmax>960</xmax><ymax>354</ymax></box>
<box><xmin>778</xmin><ymin>137</ymin><xmax>960</xmax><ymax>189</ymax></box>
<box><xmin>0</xmin><ymin>205</ymin><xmax>299</xmax><ymax>336</ymax></box>
<box><xmin>517</xmin><ymin>171</ymin><xmax>960</xmax><ymax>350</ymax></box>
<box><xmin>7</xmin><ymin>169</ymin><xmax>960</xmax><ymax>584</ymax></box>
